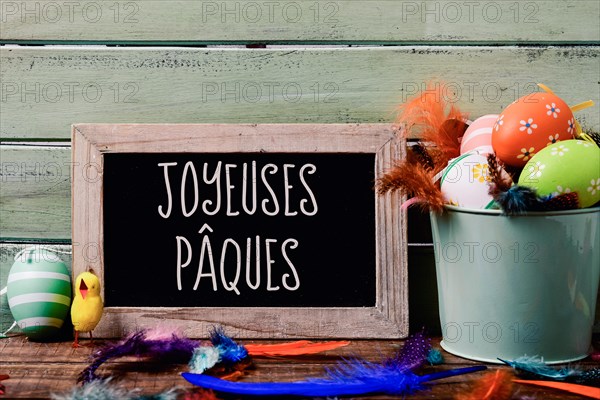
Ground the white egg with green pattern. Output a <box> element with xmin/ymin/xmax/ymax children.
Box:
<box><xmin>518</xmin><ymin>140</ymin><xmax>600</xmax><ymax>208</ymax></box>
<box><xmin>440</xmin><ymin>153</ymin><xmax>496</xmax><ymax>209</ymax></box>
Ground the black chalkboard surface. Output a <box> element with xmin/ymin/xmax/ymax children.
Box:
<box><xmin>103</xmin><ymin>153</ymin><xmax>376</xmax><ymax>308</ymax></box>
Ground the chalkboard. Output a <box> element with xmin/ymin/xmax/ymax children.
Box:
<box><xmin>103</xmin><ymin>153</ymin><xmax>376</xmax><ymax>308</ymax></box>
<box><xmin>72</xmin><ymin>124</ymin><xmax>407</xmax><ymax>338</ymax></box>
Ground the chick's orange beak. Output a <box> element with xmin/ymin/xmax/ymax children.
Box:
<box><xmin>79</xmin><ymin>279</ymin><xmax>88</xmax><ymax>300</ymax></box>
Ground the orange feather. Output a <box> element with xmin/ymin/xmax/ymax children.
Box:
<box><xmin>245</xmin><ymin>340</ymin><xmax>350</xmax><ymax>356</ymax></box>
<box><xmin>183</xmin><ymin>389</ymin><xmax>221</xmax><ymax>400</ymax></box>
<box><xmin>514</xmin><ymin>380</ymin><xmax>600</xmax><ymax>399</ymax></box>
<box><xmin>455</xmin><ymin>370</ymin><xmax>513</xmax><ymax>400</ymax></box>
<box><xmin>396</xmin><ymin>83</ymin><xmax>468</xmax><ymax>164</ymax></box>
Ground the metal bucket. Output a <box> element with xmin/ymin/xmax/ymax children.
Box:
<box><xmin>430</xmin><ymin>205</ymin><xmax>600</xmax><ymax>363</ymax></box>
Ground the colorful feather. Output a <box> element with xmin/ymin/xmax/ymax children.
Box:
<box><xmin>539</xmin><ymin>192</ymin><xmax>580</xmax><ymax>211</ymax></box>
<box><xmin>578</xmin><ymin>368</ymin><xmax>600</xmax><ymax>382</ymax></box>
<box><xmin>514</xmin><ymin>380</ymin><xmax>600</xmax><ymax>399</ymax></box>
<box><xmin>407</xmin><ymin>142</ymin><xmax>437</xmax><ymax>172</ymax></box>
<box><xmin>396</xmin><ymin>83</ymin><xmax>468</xmax><ymax>164</ymax></box>
<box><xmin>183</xmin><ymin>330</ymin><xmax>482</xmax><ymax>397</ymax></box>
<box><xmin>377</xmin><ymin>161</ymin><xmax>445</xmax><ymax>213</ymax></box>
<box><xmin>244</xmin><ymin>340</ymin><xmax>350</xmax><ymax>356</ymax></box>
<box><xmin>79</xmin><ymin>329</ymin><xmax>200</xmax><ymax>383</ymax></box>
<box><xmin>492</xmin><ymin>186</ymin><xmax>543</xmax><ymax>215</ymax></box>
<box><xmin>181</xmin><ymin>389</ymin><xmax>221</xmax><ymax>400</ymax></box>
<box><xmin>502</xmin><ymin>356</ymin><xmax>600</xmax><ymax>384</ymax></box>
<box><xmin>388</xmin><ymin>330</ymin><xmax>432</xmax><ymax>370</ymax></box>
<box><xmin>189</xmin><ymin>346</ymin><xmax>221</xmax><ymax>374</ymax></box>
<box><xmin>427</xmin><ymin>348</ymin><xmax>444</xmax><ymax>365</ymax></box>
<box><xmin>80</xmin><ymin>326</ymin><xmax>350</xmax><ymax>384</ymax></box>
<box><xmin>455</xmin><ymin>369</ymin><xmax>513</xmax><ymax>400</ymax></box>
<box><xmin>208</xmin><ymin>327</ymin><xmax>248</xmax><ymax>365</ymax></box>
<box><xmin>183</xmin><ymin>364</ymin><xmax>486</xmax><ymax>396</ymax></box>
<box><xmin>0</xmin><ymin>374</ymin><xmax>8</xmax><ymax>396</ymax></box>
<box><xmin>486</xmin><ymin>154</ymin><xmax>513</xmax><ymax>194</ymax></box>
<box><xmin>498</xmin><ymin>356</ymin><xmax>578</xmax><ymax>380</ymax></box>
<box><xmin>51</xmin><ymin>378</ymin><xmax>180</xmax><ymax>400</ymax></box>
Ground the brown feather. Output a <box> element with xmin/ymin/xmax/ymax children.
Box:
<box><xmin>409</xmin><ymin>142</ymin><xmax>436</xmax><ymax>172</ymax></box>
<box><xmin>486</xmin><ymin>154</ymin><xmax>513</xmax><ymax>196</ymax></box>
<box><xmin>377</xmin><ymin>161</ymin><xmax>445</xmax><ymax>213</ymax></box>
<box><xmin>407</xmin><ymin>143</ymin><xmax>448</xmax><ymax>176</ymax></box>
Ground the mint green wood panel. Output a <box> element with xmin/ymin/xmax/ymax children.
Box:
<box><xmin>0</xmin><ymin>145</ymin><xmax>71</xmax><ymax>240</ymax></box>
<box><xmin>2</xmin><ymin>46</ymin><xmax>599</xmax><ymax>140</ymax></box>
<box><xmin>1</xmin><ymin>1</ymin><xmax>598</xmax><ymax>43</ymax></box>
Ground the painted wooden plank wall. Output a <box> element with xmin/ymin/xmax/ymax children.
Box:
<box><xmin>1</xmin><ymin>1</ymin><xmax>599</xmax><ymax>43</ymax></box>
<box><xmin>1</xmin><ymin>46</ymin><xmax>598</xmax><ymax>140</ymax></box>
<box><xmin>0</xmin><ymin>144</ymin><xmax>71</xmax><ymax>240</ymax></box>
<box><xmin>1</xmin><ymin>1</ymin><xmax>599</xmax><ymax>336</ymax></box>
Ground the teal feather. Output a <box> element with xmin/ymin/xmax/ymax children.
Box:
<box><xmin>51</xmin><ymin>378</ymin><xmax>180</xmax><ymax>400</ymax></box>
<box><xmin>189</xmin><ymin>346</ymin><xmax>221</xmax><ymax>374</ymax></box>
<box><xmin>499</xmin><ymin>356</ymin><xmax>578</xmax><ymax>380</ymax></box>
<box><xmin>426</xmin><ymin>348</ymin><xmax>444</xmax><ymax>365</ymax></box>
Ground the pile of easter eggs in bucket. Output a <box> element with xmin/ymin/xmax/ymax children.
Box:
<box><xmin>377</xmin><ymin>84</ymin><xmax>600</xmax><ymax>214</ymax></box>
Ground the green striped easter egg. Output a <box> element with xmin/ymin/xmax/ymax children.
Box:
<box><xmin>7</xmin><ymin>248</ymin><xmax>72</xmax><ymax>341</ymax></box>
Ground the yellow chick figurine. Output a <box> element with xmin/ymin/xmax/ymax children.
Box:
<box><xmin>71</xmin><ymin>270</ymin><xmax>103</xmax><ymax>348</ymax></box>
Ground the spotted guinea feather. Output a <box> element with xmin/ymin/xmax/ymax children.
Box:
<box><xmin>540</xmin><ymin>192</ymin><xmax>580</xmax><ymax>211</ymax></box>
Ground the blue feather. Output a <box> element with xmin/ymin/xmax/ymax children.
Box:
<box><xmin>182</xmin><ymin>364</ymin><xmax>486</xmax><ymax>396</ymax></box>
<box><xmin>209</xmin><ymin>326</ymin><xmax>248</xmax><ymax>365</ymax></box>
<box><xmin>499</xmin><ymin>356</ymin><xmax>578</xmax><ymax>380</ymax></box>
<box><xmin>495</xmin><ymin>185</ymin><xmax>542</xmax><ymax>215</ymax></box>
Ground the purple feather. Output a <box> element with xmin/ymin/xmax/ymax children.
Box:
<box><xmin>387</xmin><ymin>330</ymin><xmax>431</xmax><ymax>370</ymax></box>
<box><xmin>79</xmin><ymin>329</ymin><xmax>199</xmax><ymax>384</ymax></box>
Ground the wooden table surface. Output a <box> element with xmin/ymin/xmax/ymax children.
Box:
<box><xmin>1</xmin><ymin>335</ymin><xmax>599</xmax><ymax>399</ymax></box>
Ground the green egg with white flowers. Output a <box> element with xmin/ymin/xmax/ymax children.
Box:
<box><xmin>6</xmin><ymin>248</ymin><xmax>72</xmax><ymax>341</ymax></box>
<box><xmin>519</xmin><ymin>139</ymin><xmax>600</xmax><ymax>208</ymax></box>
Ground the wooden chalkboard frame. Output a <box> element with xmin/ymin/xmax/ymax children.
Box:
<box><xmin>72</xmin><ymin>123</ymin><xmax>407</xmax><ymax>339</ymax></box>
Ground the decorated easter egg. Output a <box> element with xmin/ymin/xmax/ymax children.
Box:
<box><xmin>492</xmin><ymin>92</ymin><xmax>575</xmax><ymax>167</ymax></box>
<box><xmin>440</xmin><ymin>153</ymin><xmax>496</xmax><ymax>209</ymax></box>
<box><xmin>460</xmin><ymin>114</ymin><xmax>497</xmax><ymax>155</ymax></box>
<box><xmin>519</xmin><ymin>140</ymin><xmax>600</xmax><ymax>208</ymax></box>
<box><xmin>6</xmin><ymin>248</ymin><xmax>72</xmax><ymax>341</ymax></box>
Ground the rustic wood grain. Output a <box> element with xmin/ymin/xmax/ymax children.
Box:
<box><xmin>1</xmin><ymin>46</ymin><xmax>598</xmax><ymax>140</ymax></box>
<box><xmin>70</xmin><ymin>123</ymin><xmax>407</xmax><ymax>339</ymax></box>
<box><xmin>1</xmin><ymin>1</ymin><xmax>598</xmax><ymax>44</ymax></box>
<box><xmin>0</xmin><ymin>144</ymin><xmax>72</xmax><ymax>240</ymax></box>
<box><xmin>1</xmin><ymin>336</ymin><xmax>598</xmax><ymax>399</ymax></box>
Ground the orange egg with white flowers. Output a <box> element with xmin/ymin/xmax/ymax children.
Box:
<box><xmin>492</xmin><ymin>92</ymin><xmax>575</xmax><ymax>167</ymax></box>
